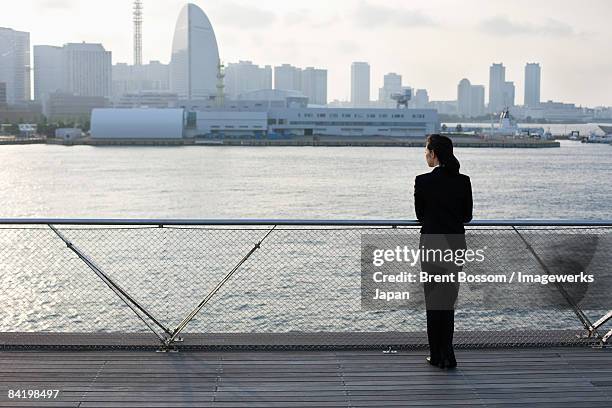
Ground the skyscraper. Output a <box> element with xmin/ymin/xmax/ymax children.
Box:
<box><xmin>0</xmin><ymin>27</ymin><xmax>31</xmax><ymax>103</ymax></box>
<box><xmin>502</xmin><ymin>81</ymin><xmax>515</xmax><ymax>108</ymax></box>
<box><xmin>351</xmin><ymin>62</ymin><xmax>370</xmax><ymax>107</ymax></box>
<box><xmin>524</xmin><ymin>63</ymin><xmax>541</xmax><ymax>107</ymax></box>
<box><xmin>62</xmin><ymin>43</ymin><xmax>112</xmax><ymax>98</ymax></box>
<box><xmin>458</xmin><ymin>79</ymin><xmax>486</xmax><ymax>118</ymax></box>
<box><xmin>274</xmin><ymin>64</ymin><xmax>302</xmax><ymax>91</ymax></box>
<box><xmin>378</xmin><ymin>73</ymin><xmax>402</xmax><ymax>107</ymax></box>
<box><xmin>470</xmin><ymin>85</ymin><xmax>485</xmax><ymax>117</ymax></box>
<box><xmin>170</xmin><ymin>3</ymin><xmax>220</xmax><ymax>100</ymax></box>
<box><xmin>33</xmin><ymin>45</ymin><xmax>63</xmax><ymax>101</ymax></box>
<box><xmin>112</xmin><ymin>61</ymin><xmax>170</xmax><ymax>99</ymax></box>
<box><xmin>225</xmin><ymin>61</ymin><xmax>272</xmax><ymax>99</ymax></box>
<box><xmin>301</xmin><ymin>67</ymin><xmax>327</xmax><ymax>105</ymax></box>
<box><xmin>488</xmin><ymin>63</ymin><xmax>506</xmax><ymax>113</ymax></box>
<box><xmin>457</xmin><ymin>78</ymin><xmax>472</xmax><ymax>117</ymax></box>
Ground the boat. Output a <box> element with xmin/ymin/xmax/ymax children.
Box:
<box><xmin>583</xmin><ymin>126</ymin><xmax>612</xmax><ymax>144</ymax></box>
<box><xmin>481</xmin><ymin>108</ymin><xmax>548</xmax><ymax>139</ymax></box>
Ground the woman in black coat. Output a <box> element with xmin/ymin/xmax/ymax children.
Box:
<box><xmin>414</xmin><ymin>134</ymin><xmax>473</xmax><ymax>369</ymax></box>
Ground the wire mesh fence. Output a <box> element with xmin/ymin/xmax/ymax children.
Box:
<box><xmin>0</xmin><ymin>220</ymin><xmax>610</xmax><ymax>350</ymax></box>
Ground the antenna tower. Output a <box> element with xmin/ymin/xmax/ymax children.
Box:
<box><xmin>133</xmin><ymin>0</ymin><xmax>143</xmax><ymax>66</ymax></box>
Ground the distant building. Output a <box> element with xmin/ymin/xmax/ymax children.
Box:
<box><xmin>112</xmin><ymin>61</ymin><xmax>170</xmax><ymax>100</ymax></box>
<box><xmin>0</xmin><ymin>82</ymin><xmax>6</xmax><ymax>105</ymax></box>
<box><xmin>457</xmin><ymin>79</ymin><xmax>485</xmax><ymax>118</ymax></box>
<box><xmin>512</xmin><ymin>100</ymin><xmax>592</xmax><ymax>122</ymax></box>
<box><xmin>274</xmin><ymin>64</ymin><xmax>302</xmax><ymax>91</ymax></box>
<box><xmin>429</xmin><ymin>100</ymin><xmax>458</xmax><ymax>115</ymax></box>
<box><xmin>91</xmin><ymin>108</ymin><xmax>185</xmax><ymax>139</ymax></box>
<box><xmin>378</xmin><ymin>73</ymin><xmax>402</xmax><ymax>107</ymax></box>
<box><xmin>33</xmin><ymin>45</ymin><xmax>63</xmax><ymax>101</ymax></box>
<box><xmin>236</xmin><ymin>89</ymin><xmax>309</xmax><ymax>109</ymax></box>
<box><xmin>62</xmin><ymin>42</ymin><xmax>112</xmax><ymax>98</ymax></box>
<box><xmin>0</xmin><ymin>27</ymin><xmax>31</xmax><ymax>103</ymax></box>
<box><xmin>194</xmin><ymin>111</ymin><xmax>267</xmax><ymax>138</ymax></box>
<box><xmin>113</xmin><ymin>91</ymin><xmax>178</xmax><ymax>109</ymax></box>
<box><xmin>351</xmin><ymin>62</ymin><xmax>370</xmax><ymax>107</ymax></box>
<box><xmin>43</xmin><ymin>92</ymin><xmax>108</xmax><ymax>121</ymax></box>
<box><xmin>414</xmin><ymin>89</ymin><xmax>429</xmax><ymax>108</ymax></box>
<box><xmin>502</xmin><ymin>81</ymin><xmax>515</xmax><ymax>108</ymax></box>
<box><xmin>273</xmin><ymin>64</ymin><xmax>327</xmax><ymax>105</ymax></box>
<box><xmin>0</xmin><ymin>102</ymin><xmax>43</xmax><ymax>123</ymax></box>
<box><xmin>488</xmin><ymin>63</ymin><xmax>506</xmax><ymax>113</ymax></box>
<box><xmin>470</xmin><ymin>85</ymin><xmax>485</xmax><ymax>117</ymax></box>
<box><xmin>524</xmin><ymin>63</ymin><xmax>541</xmax><ymax>107</ymax></box>
<box><xmin>170</xmin><ymin>3</ymin><xmax>220</xmax><ymax>100</ymax></box>
<box><xmin>300</xmin><ymin>67</ymin><xmax>327</xmax><ymax>105</ymax></box>
<box><xmin>225</xmin><ymin>61</ymin><xmax>272</xmax><ymax>100</ymax></box>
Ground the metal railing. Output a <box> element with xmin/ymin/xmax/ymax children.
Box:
<box><xmin>0</xmin><ymin>219</ymin><xmax>610</xmax><ymax>351</ymax></box>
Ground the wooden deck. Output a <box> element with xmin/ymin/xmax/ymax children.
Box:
<box><xmin>0</xmin><ymin>347</ymin><xmax>610</xmax><ymax>407</ymax></box>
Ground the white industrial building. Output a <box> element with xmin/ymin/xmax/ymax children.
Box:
<box><xmin>91</xmin><ymin>108</ymin><xmax>184</xmax><ymax>139</ymax></box>
<box><xmin>194</xmin><ymin>111</ymin><xmax>267</xmax><ymax>138</ymax></box>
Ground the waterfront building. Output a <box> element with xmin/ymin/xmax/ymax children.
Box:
<box><xmin>43</xmin><ymin>92</ymin><xmax>108</xmax><ymax>121</ymax></box>
<box><xmin>91</xmin><ymin>108</ymin><xmax>185</xmax><ymax>139</ymax></box>
<box><xmin>193</xmin><ymin>111</ymin><xmax>267</xmax><ymax>138</ymax></box>
<box><xmin>113</xmin><ymin>91</ymin><xmax>178</xmax><ymax>109</ymax></box>
<box><xmin>170</xmin><ymin>3</ymin><xmax>220</xmax><ymax>100</ymax></box>
<box><xmin>524</xmin><ymin>63</ymin><xmax>541</xmax><ymax>107</ymax></box>
<box><xmin>33</xmin><ymin>45</ymin><xmax>63</xmax><ymax>101</ymax></box>
<box><xmin>378</xmin><ymin>73</ymin><xmax>402</xmax><ymax>108</ymax></box>
<box><xmin>488</xmin><ymin>63</ymin><xmax>506</xmax><ymax>113</ymax></box>
<box><xmin>351</xmin><ymin>62</ymin><xmax>370</xmax><ymax>107</ymax></box>
<box><xmin>225</xmin><ymin>61</ymin><xmax>272</xmax><ymax>100</ymax></box>
<box><xmin>0</xmin><ymin>27</ymin><xmax>31</xmax><ymax>104</ymax></box>
<box><xmin>62</xmin><ymin>43</ymin><xmax>112</xmax><ymax>98</ymax></box>
<box><xmin>112</xmin><ymin>61</ymin><xmax>170</xmax><ymax>100</ymax></box>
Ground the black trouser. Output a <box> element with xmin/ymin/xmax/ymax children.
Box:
<box><xmin>424</xmin><ymin>279</ymin><xmax>459</xmax><ymax>364</ymax></box>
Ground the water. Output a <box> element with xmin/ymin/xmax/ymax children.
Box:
<box><xmin>0</xmin><ymin>140</ymin><xmax>610</xmax><ymax>220</ymax></box>
<box><xmin>0</xmin><ymin>141</ymin><xmax>610</xmax><ymax>335</ymax></box>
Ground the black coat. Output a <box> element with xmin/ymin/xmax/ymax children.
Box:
<box><xmin>414</xmin><ymin>166</ymin><xmax>473</xmax><ymax>235</ymax></box>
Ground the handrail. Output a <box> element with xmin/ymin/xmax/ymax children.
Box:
<box><xmin>0</xmin><ymin>218</ymin><xmax>611</xmax><ymax>227</ymax></box>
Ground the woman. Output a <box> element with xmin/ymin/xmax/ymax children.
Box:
<box><xmin>414</xmin><ymin>134</ymin><xmax>473</xmax><ymax>369</ymax></box>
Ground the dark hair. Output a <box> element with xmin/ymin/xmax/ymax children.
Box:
<box><xmin>426</xmin><ymin>134</ymin><xmax>460</xmax><ymax>175</ymax></box>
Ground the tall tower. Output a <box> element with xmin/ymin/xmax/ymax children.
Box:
<box><xmin>133</xmin><ymin>0</ymin><xmax>143</xmax><ymax>66</ymax></box>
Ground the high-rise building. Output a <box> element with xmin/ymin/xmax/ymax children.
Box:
<box><xmin>274</xmin><ymin>64</ymin><xmax>302</xmax><ymax>92</ymax></box>
<box><xmin>274</xmin><ymin>64</ymin><xmax>327</xmax><ymax>105</ymax></box>
<box><xmin>458</xmin><ymin>79</ymin><xmax>485</xmax><ymax>118</ymax></box>
<box><xmin>470</xmin><ymin>85</ymin><xmax>485</xmax><ymax>117</ymax></box>
<box><xmin>414</xmin><ymin>89</ymin><xmax>429</xmax><ymax>108</ymax></box>
<box><xmin>0</xmin><ymin>27</ymin><xmax>31</xmax><ymax>103</ymax></box>
<box><xmin>351</xmin><ymin>62</ymin><xmax>370</xmax><ymax>107</ymax></box>
<box><xmin>33</xmin><ymin>45</ymin><xmax>63</xmax><ymax>101</ymax></box>
<box><xmin>170</xmin><ymin>3</ymin><xmax>220</xmax><ymax>100</ymax></box>
<box><xmin>0</xmin><ymin>82</ymin><xmax>7</xmax><ymax>105</ymax></box>
<box><xmin>488</xmin><ymin>63</ymin><xmax>506</xmax><ymax>113</ymax></box>
<box><xmin>378</xmin><ymin>73</ymin><xmax>402</xmax><ymax>107</ymax></box>
<box><xmin>524</xmin><ymin>63</ymin><xmax>541</xmax><ymax>107</ymax></box>
<box><xmin>112</xmin><ymin>61</ymin><xmax>170</xmax><ymax>99</ymax></box>
<box><xmin>62</xmin><ymin>43</ymin><xmax>112</xmax><ymax>98</ymax></box>
<box><xmin>457</xmin><ymin>78</ymin><xmax>472</xmax><ymax>117</ymax></box>
<box><xmin>301</xmin><ymin>67</ymin><xmax>327</xmax><ymax>105</ymax></box>
<box><xmin>502</xmin><ymin>81</ymin><xmax>515</xmax><ymax>108</ymax></box>
<box><xmin>225</xmin><ymin>61</ymin><xmax>272</xmax><ymax>99</ymax></box>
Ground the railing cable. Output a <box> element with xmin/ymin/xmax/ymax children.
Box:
<box><xmin>48</xmin><ymin>225</ymin><xmax>172</xmax><ymax>343</ymax></box>
<box><xmin>164</xmin><ymin>225</ymin><xmax>277</xmax><ymax>348</ymax></box>
<box><xmin>512</xmin><ymin>226</ymin><xmax>594</xmax><ymax>333</ymax></box>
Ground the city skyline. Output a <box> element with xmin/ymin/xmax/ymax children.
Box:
<box><xmin>2</xmin><ymin>0</ymin><xmax>612</xmax><ymax>106</ymax></box>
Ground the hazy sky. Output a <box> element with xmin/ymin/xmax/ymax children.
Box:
<box><xmin>3</xmin><ymin>0</ymin><xmax>612</xmax><ymax>106</ymax></box>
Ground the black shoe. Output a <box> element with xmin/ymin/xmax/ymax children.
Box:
<box><xmin>426</xmin><ymin>356</ymin><xmax>439</xmax><ymax>366</ymax></box>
